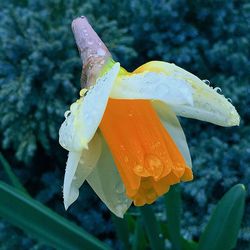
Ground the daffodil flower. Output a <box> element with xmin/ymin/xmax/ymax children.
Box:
<box><xmin>59</xmin><ymin>59</ymin><xmax>239</xmax><ymax>218</ymax></box>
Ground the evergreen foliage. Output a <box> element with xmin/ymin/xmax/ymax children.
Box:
<box><xmin>0</xmin><ymin>0</ymin><xmax>249</xmax><ymax>249</ymax></box>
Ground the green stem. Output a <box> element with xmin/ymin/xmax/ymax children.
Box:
<box><xmin>140</xmin><ymin>205</ymin><xmax>165</xmax><ymax>250</ymax></box>
<box><xmin>165</xmin><ymin>185</ymin><xmax>182</xmax><ymax>250</ymax></box>
<box><xmin>112</xmin><ymin>215</ymin><xmax>130</xmax><ymax>250</ymax></box>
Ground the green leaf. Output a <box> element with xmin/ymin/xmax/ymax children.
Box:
<box><xmin>0</xmin><ymin>153</ymin><xmax>28</xmax><ymax>194</ymax></box>
<box><xmin>165</xmin><ymin>185</ymin><xmax>182</xmax><ymax>250</ymax></box>
<box><xmin>197</xmin><ymin>184</ymin><xmax>246</xmax><ymax>250</ymax></box>
<box><xmin>140</xmin><ymin>205</ymin><xmax>165</xmax><ymax>250</ymax></box>
<box><xmin>112</xmin><ymin>214</ymin><xmax>130</xmax><ymax>250</ymax></box>
<box><xmin>132</xmin><ymin>218</ymin><xmax>147</xmax><ymax>250</ymax></box>
<box><xmin>181</xmin><ymin>238</ymin><xmax>198</xmax><ymax>250</ymax></box>
<box><xmin>0</xmin><ymin>181</ymin><xmax>111</xmax><ymax>250</ymax></box>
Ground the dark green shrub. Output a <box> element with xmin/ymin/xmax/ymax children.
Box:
<box><xmin>0</xmin><ymin>0</ymin><xmax>249</xmax><ymax>249</ymax></box>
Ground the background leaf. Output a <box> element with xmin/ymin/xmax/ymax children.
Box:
<box><xmin>0</xmin><ymin>181</ymin><xmax>111</xmax><ymax>250</ymax></box>
<box><xmin>132</xmin><ymin>218</ymin><xmax>147</xmax><ymax>250</ymax></box>
<box><xmin>140</xmin><ymin>205</ymin><xmax>165</xmax><ymax>250</ymax></box>
<box><xmin>165</xmin><ymin>185</ymin><xmax>182</xmax><ymax>250</ymax></box>
<box><xmin>0</xmin><ymin>153</ymin><xmax>28</xmax><ymax>194</ymax></box>
<box><xmin>197</xmin><ymin>184</ymin><xmax>246</xmax><ymax>250</ymax></box>
<box><xmin>112</xmin><ymin>214</ymin><xmax>130</xmax><ymax>250</ymax></box>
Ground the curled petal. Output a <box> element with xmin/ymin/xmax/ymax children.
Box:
<box><xmin>59</xmin><ymin>62</ymin><xmax>120</xmax><ymax>152</ymax></box>
<box><xmin>63</xmin><ymin>133</ymin><xmax>102</xmax><ymax>210</ymax></box>
<box><xmin>86</xmin><ymin>136</ymin><xmax>132</xmax><ymax>218</ymax></box>
<box><xmin>111</xmin><ymin>70</ymin><xmax>193</xmax><ymax>107</ymax></box>
<box><xmin>152</xmin><ymin>101</ymin><xmax>192</xmax><ymax>168</ymax></box>
<box><xmin>135</xmin><ymin>61</ymin><xmax>240</xmax><ymax>127</ymax></box>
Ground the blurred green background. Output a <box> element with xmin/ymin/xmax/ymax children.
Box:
<box><xmin>0</xmin><ymin>0</ymin><xmax>249</xmax><ymax>249</ymax></box>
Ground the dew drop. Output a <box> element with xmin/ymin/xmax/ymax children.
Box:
<box><xmin>64</xmin><ymin>110</ymin><xmax>71</xmax><ymax>118</ymax></box>
<box><xmin>88</xmin><ymin>41</ymin><xmax>94</xmax><ymax>45</ymax></box>
<box><xmin>173</xmin><ymin>163</ymin><xmax>186</xmax><ymax>177</ymax></box>
<box><xmin>97</xmin><ymin>48</ymin><xmax>106</xmax><ymax>56</ymax></box>
<box><xmin>145</xmin><ymin>154</ymin><xmax>164</xmax><ymax>179</ymax></box>
<box><xmin>227</xmin><ymin>98</ymin><xmax>232</xmax><ymax>103</ymax></box>
<box><xmin>203</xmin><ymin>79</ymin><xmax>210</xmax><ymax>85</ymax></box>
<box><xmin>79</xmin><ymin>88</ymin><xmax>88</xmax><ymax>97</ymax></box>
<box><xmin>115</xmin><ymin>183</ymin><xmax>125</xmax><ymax>194</ymax></box>
<box><xmin>133</xmin><ymin>164</ymin><xmax>144</xmax><ymax>174</ymax></box>
<box><xmin>214</xmin><ymin>87</ymin><xmax>222</xmax><ymax>93</ymax></box>
<box><xmin>80</xmin><ymin>16</ymin><xmax>85</xmax><ymax>19</ymax></box>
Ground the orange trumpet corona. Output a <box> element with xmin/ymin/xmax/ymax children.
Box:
<box><xmin>100</xmin><ymin>99</ymin><xmax>193</xmax><ymax>206</ymax></box>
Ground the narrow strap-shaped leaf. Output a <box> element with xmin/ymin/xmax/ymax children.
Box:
<box><xmin>197</xmin><ymin>184</ymin><xmax>246</xmax><ymax>250</ymax></box>
<box><xmin>0</xmin><ymin>181</ymin><xmax>111</xmax><ymax>250</ymax></box>
<box><xmin>112</xmin><ymin>214</ymin><xmax>130</xmax><ymax>250</ymax></box>
<box><xmin>132</xmin><ymin>218</ymin><xmax>147</xmax><ymax>250</ymax></box>
<box><xmin>165</xmin><ymin>185</ymin><xmax>182</xmax><ymax>250</ymax></box>
<box><xmin>140</xmin><ymin>205</ymin><xmax>165</xmax><ymax>250</ymax></box>
<box><xmin>0</xmin><ymin>153</ymin><xmax>28</xmax><ymax>194</ymax></box>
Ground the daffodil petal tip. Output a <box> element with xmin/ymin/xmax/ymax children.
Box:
<box><xmin>133</xmin><ymin>61</ymin><xmax>240</xmax><ymax>127</ymax></box>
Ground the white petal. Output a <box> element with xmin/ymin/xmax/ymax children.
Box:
<box><xmin>86</xmin><ymin>137</ymin><xmax>132</xmax><ymax>218</ymax></box>
<box><xmin>59</xmin><ymin>62</ymin><xmax>120</xmax><ymax>152</ymax></box>
<box><xmin>111</xmin><ymin>71</ymin><xmax>193</xmax><ymax>106</ymax></box>
<box><xmin>63</xmin><ymin>151</ymin><xmax>81</xmax><ymax>209</ymax></box>
<box><xmin>153</xmin><ymin>101</ymin><xmax>192</xmax><ymax>168</ymax></box>
<box><xmin>63</xmin><ymin>133</ymin><xmax>102</xmax><ymax>210</ymax></box>
<box><xmin>135</xmin><ymin>61</ymin><xmax>239</xmax><ymax>127</ymax></box>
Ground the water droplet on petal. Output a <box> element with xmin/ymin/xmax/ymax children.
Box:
<box><xmin>203</xmin><ymin>79</ymin><xmax>210</xmax><ymax>85</ymax></box>
<box><xmin>172</xmin><ymin>163</ymin><xmax>186</xmax><ymax>178</ymax></box>
<box><xmin>214</xmin><ymin>87</ymin><xmax>222</xmax><ymax>93</ymax></box>
<box><xmin>64</xmin><ymin>110</ymin><xmax>71</xmax><ymax>118</ymax></box>
<box><xmin>79</xmin><ymin>88</ymin><xmax>88</xmax><ymax>97</ymax></box>
<box><xmin>115</xmin><ymin>183</ymin><xmax>125</xmax><ymax>194</ymax></box>
<box><xmin>133</xmin><ymin>164</ymin><xmax>144</xmax><ymax>174</ymax></box>
<box><xmin>145</xmin><ymin>154</ymin><xmax>164</xmax><ymax>179</ymax></box>
<box><xmin>227</xmin><ymin>98</ymin><xmax>232</xmax><ymax>103</ymax></box>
